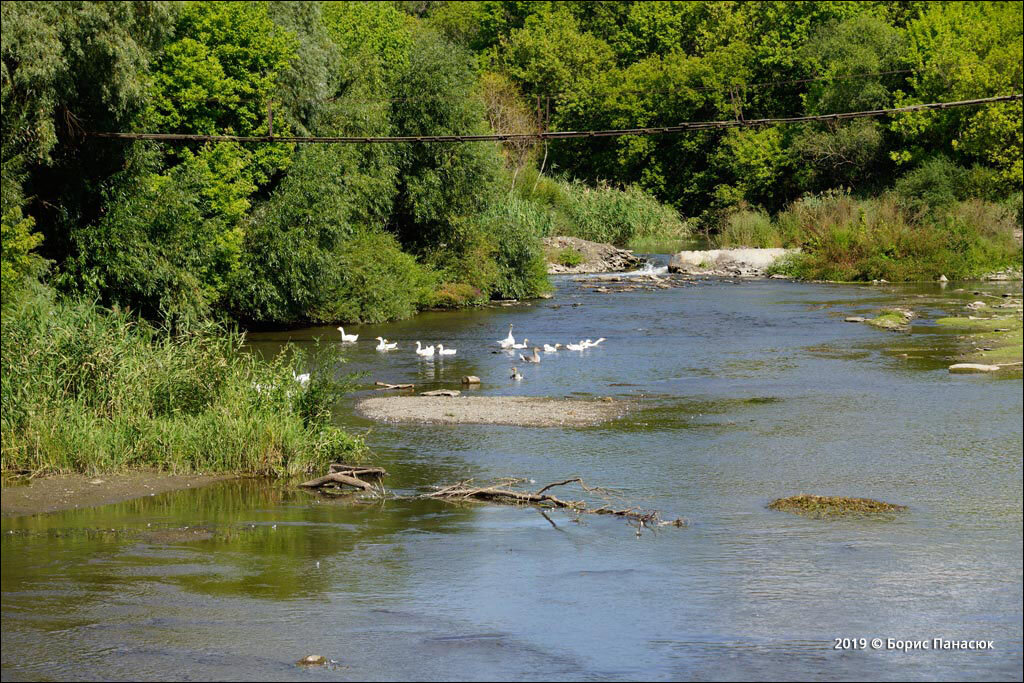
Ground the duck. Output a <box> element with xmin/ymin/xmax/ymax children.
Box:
<box><xmin>520</xmin><ymin>347</ymin><xmax>541</xmax><ymax>363</ymax></box>
<box><xmin>497</xmin><ymin>324</ymin><xmax>516</xmax><ymax>348</ymax></box>
<box><xmin>337</xmin><ymin>326</ymin><xmax>358</xmax><ymax>343</ymax></box>
<box><xmin>543</xmin><ymin>343</ymin><xmax>562</xmax><ymax>353</ymax></box>
<box><xmin>437</xmin><ymin>344</ymin><xmax>457</xmax><ymax>356</ymax></box>
<box><xmin>510</xmin><ymin>366</ymin><xmax>523</xmax><ymax>380</ymax></box>
<box><xmin>511</xmin><ymin>338</ymin><xmax>530</xmax><ymax>349</ymax></box>
<box><xmin>415</xmin><ymin>341</ymin><xmax>435</xmax><ymax>357</ymax></box>
<box><xmin>375</xmin><ymin>336</ymin><xmax>398</xmax><ymax>351</ymax></box>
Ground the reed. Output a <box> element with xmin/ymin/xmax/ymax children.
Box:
<box><xmin>1</xmin><ymin>288</ymin><xmax>364</xmax><ymax>476</ymax></box>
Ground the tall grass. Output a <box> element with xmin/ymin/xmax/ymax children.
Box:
<box><xmin>1</xmin><ymin>288</ymin><xmax>364</xmax><ymax>476</ymax></box>
<box><xmin>513</xmin><ymin>172</ymin><xmax>690</xmax><ymax>248</ymax></box>
<box><xmin>718</xmin><ymin>193</ymin><xmax>1022</xmax><ymax>281</ymax></box>
<box><xmin>559</xmin><ymin>181</ymin><xmax>690</xmax><ymax>247</ymax></box>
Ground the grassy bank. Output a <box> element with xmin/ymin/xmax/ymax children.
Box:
<box><xmin>1</xmin><ymin>288</ymin><xmax>363</xmax><ymax>477</ymax></box>
<box><xmin>714</xmin><ymin>194</ymin><xmax>1022</xmax><ymax>281</ymax></box>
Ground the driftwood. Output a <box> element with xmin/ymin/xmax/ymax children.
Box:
<box><xmin>299</xmin><ymin>463</ymin><xmax>387</xmax><ymax>492</ymax></box>
<box><xmin>422</xmin><ymin>477</ymin><xmax>686</xmax><ymax>530</ymax></box>
<box><xmin>420</xmin><ymin>389</ymin><xmax>461</xmax><ymax>397</ymax></box>
<box><xmin>296</xmin><ymin>466</ymin><xmax>685</xmax><ymax>532</ymax></box>
<box><xmin>375</xmin><ymin>381</ymin><xmax>415</xmax><ymax>390</ymax></box>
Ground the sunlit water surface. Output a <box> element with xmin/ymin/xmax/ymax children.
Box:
<box><xmin>3</xmin><ymin>269</ymin><xmax>1022</xmax><ymax>681</ymax></box>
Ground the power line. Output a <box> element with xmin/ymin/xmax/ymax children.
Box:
<box><xmin>86</xmin><ymin>94</ymin><xmax>1022</xmax><ymax>145</ymax></box>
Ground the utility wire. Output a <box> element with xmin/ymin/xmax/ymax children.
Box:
<box><xmin>86</xmin><ymin>94</ymin><xmax>1022</xmax><ymax>145</ymax></box>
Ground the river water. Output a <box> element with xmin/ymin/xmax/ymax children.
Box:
<box><xmin>3</xmin><ymin>268</ymin><xmax>1022</xmax><ymax>681</ymax></box>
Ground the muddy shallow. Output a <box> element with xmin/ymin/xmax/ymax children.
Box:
<box><xmin>1</xmin><ymin>472</ymin><xmax>229</xmax><ymax>517</ymax></box>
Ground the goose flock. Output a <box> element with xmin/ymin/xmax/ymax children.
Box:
<box><xmin>315</xmin><ymin>323</ymin><xmax>608</xmax><ymax>382</ymax></box>
<box><xmin>289</xmin><ymin>324</ymin><xmax>605</xmax><ymax>387</ymax></box>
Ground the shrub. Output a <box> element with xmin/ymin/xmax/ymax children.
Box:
<box><xmin>556</xmin><ymin>247</ymin><xmax>584</xmax><ymax>267</ymax></box>
<box><xmin>893</xmin><ymin>156</ymin><xmax>965</xmax><ymax>214</ymax></box>
<box><xmin>429</xmin><ymin>282</ymin><xmax>485</xmax><ymax>308</ymax></box>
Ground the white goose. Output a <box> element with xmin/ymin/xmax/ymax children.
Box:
<box><xmin>437</xmin><ymin>344</ymin><xmax>457</xmax><ymax>356</ymax></box>
<box><xmin>337</xmin><ymin>326</ymin><xmax>358</xmax><ymax>343</ymax></box>
<box><xmin>292</xmin><ymin>371</ymin><xmax>311</xmax><ymax>386</ymax></box>
<box><xmin>511</xmin><ymin>338</ymin><xmax>530</xmax><ymax>350</ymax></box>
<box><xmin>543</xmin><ymin>343</ymin><xmax>562</xmax><ymax>353</ymax></box>
<box><xmin>497</xmin><ymin>324</ymin><xmax>516</xmax><ymax>348</ymax></box>
<box><xmin>520</xmin><ymin>347</ymin><xmax>541</xmax><ymax>363</ymax></box>
<box><xmin>588</xmin><ymin>337</ymin><xmax>607</xmax><ymax>347</ymax></box>
<box><xmin>375</xmin><ymin>336</ymin><xmax>398</xmax><ymax>351</ymax></box>
<box><xmin>565</xmin><ymin>342</ymin><xmax>586</xmax><ymax>351</ymax></box>
<box><xmin>415</xmin><ymin>341</ymin><xmax>435</xmax><ymax>357</ymax></box>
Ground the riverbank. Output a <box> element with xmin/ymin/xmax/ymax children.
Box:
<box><xmin>1</xmin><ymin>471</ymin><xmax>231</xmax><ymax>517</ymax></box>
<box><xmin>1</xmin><ymin>289</ymin><xmax>364</xmax><ymax>478</ymax></box>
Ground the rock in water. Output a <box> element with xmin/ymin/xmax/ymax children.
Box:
<box><xmin>461</xmin><ymin>376</ymin><xmax>481</xmax><ymax>384</ymax></box>
<box><xmin>543</xmin><ymin>236</ymin><xmax>644</xmax><ymax>274</ymax></box>
<box><xmin>667</xmin><ymin>248</ymin><xmax>797</xmax><ymax>277</ymax></box>
<box><xmin>297</xmin><ymin>655</ymin><xmax>327</xmax><ymax>666</ymax></box>
<box><xmin>948</xmin><ymin>363</ymin><xmax>1001</xmax><ymax>373</ymax></box>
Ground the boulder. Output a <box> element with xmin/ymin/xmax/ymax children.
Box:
<box><xmin>948</xmin><ymin>363</ymin><xmax>1002</xmax><ymax>373</ymax></box>
<box><xmin>667</xmin><ymin>248</ymin><xmax>797</xmax><ymax>277</ymax></box>
<box><xmin>543</xmin><ymin>236</ymin><xmax>645</xmax><ymax>274</ymax></box>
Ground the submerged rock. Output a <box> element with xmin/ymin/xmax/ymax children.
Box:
<box><xmin>297</xmin><ymin>655</ymin><xmax>327</xmax><ymax>666</ymax></box>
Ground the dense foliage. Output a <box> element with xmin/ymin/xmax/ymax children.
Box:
<box><xmin>2</xmin><ymin>0</ymin><xmax>1022</xmax><ymax>316</ymax></box>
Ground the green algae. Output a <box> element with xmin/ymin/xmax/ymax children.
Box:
<box><xmin>769</xmin><ymin>494</ymin><xmax>908</xmax><ymax>517</ymax></box>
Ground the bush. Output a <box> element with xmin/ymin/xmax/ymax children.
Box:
<box><xmin>556</xmin><ymin>247</ymin><xmax>584</xmax><ymax>267</ymax></box>
<box><xmin>0</xmin><ymin>287</ymin><xmax>363</xmax><ymax>476</ymax></box>
<box><xmin>327</xmin><ymin>229</ymin><xmax>437</xmax><ymax>323</ymax></box>
<box><xmin>429</xmin><ymin>282</ymin><xmax>485</xmax><ymax>308</ymax></box>
<box><xmin>893</xmin><ymin>156</ymin><xmax>965</xmax><ymax>215</ymax></box>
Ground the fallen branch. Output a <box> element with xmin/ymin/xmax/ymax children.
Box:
<box><xmin>329</xmin><ymin>463</ymin><xmax>387</xmax><ymax>478</ymax></box>
<box><xmin>375</xmin><ymin>381</ymin><xmax>415</xmax><ymax>390</ymax></box>
<box><xmin>422</xmin><ymin>477</ymin><xmax>686</xmax><ymax>529</ymax></box>
<box><xmin>298</xmin><ymin>472</ymin><xmax>374</xmax><ymax>491</ymax></box>
<box><xmin>299</xmin><ymin>463</ymin><xmax>389</xmax><ymax>492</ymax></box>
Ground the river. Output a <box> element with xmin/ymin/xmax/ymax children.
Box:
<box><xmin>3</xmin><ymin>266</ymin><xmax>1022</xmax><ymax>681</ymax></box>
